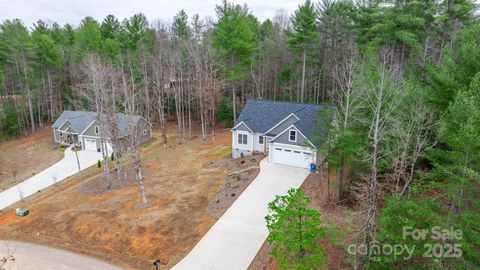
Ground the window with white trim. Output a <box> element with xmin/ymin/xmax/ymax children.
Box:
<box><xmin>94</xmin><ymin>126</ymin><xmax>100</xmax><ymax>135</ymax></box>
<box><xmin>289</xmin><ymin>130</ymin><xmax>297</xmax><ymax>142</ymax></box>
<box><xmin>237</xmin><ymin>133</ymin><xmax>248</xmax><ymax>145</ymax></box>
<box><xmin>143</xmin><ymin>129</ymin><xmax>147</xmax><ymax>136</ymax></box>
<box><xmin>258</xmin><ymin>135</ymin><xmax>264</xmax><ymax>144</ymax></box>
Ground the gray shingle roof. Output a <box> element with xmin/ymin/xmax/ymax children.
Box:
<box><xmin>52</xmin><ymin>110</ymin><xmax>144</xmax><ymax>136</ymax></box>
<box><xmin>235</xmin><ymin>99</ymin><xmax>329</xmax><ymax>143</ymax></box>
<box><xmin>51</xmin><ymin>110</ymin><xmax>97</xmax><ymax>133</ymax></box>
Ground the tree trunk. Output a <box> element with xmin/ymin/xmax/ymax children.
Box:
<box><xmin>21</xmin><ymin>57</ymin><xmax>35</xmax><ymax>132</ymax></box>
<box><xmin>300</xmin><ymin>48</ymin><xmax>307</xmax><ymax>103</ymax></box>
<box><xmin>47</xmin><ymin>69</ymin><xmax>55</xmax><ymax>123</ymax></box>
<box><xmin>232</xmin><ymin>83</ymin><xmax>237</xmax><ymax>122</ymax></box>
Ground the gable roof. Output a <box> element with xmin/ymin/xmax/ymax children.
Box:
<box><xmin>52</xmin><ymin>110</ymin><xmax>146</xmax><ymax>136</ymax></box>
<box><xmin>234</xmin><ymin>99</ymin><xmax>329</xmax><ymax>142</ymax></box>
<box><xmin>52</xmin><ymin>110</ymin><xmax>97</xmax><ymax>134</ymax></box>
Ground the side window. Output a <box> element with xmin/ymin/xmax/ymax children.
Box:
<box><xmin>258</xmin><ymin>135</ymin><xmax>263</xmax><ymax>144</ymax></box>
<box><xmin>94</xmin><ymin>126</ymin><xmax>100</xmax><ymax>135</ymax></box>
<box><xmin>238</xmin><ymin>133</ymin><xmax>248</xmax><ymax>145</ymax></box>
<box><xmin>289</xmin><ymin>130</ymin><xmax>297</xmax><ymax>142</ymax></box>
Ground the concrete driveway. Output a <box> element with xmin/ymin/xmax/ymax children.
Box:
<box><xmin>172</xmin><ymin>158</ymin><xmax>310</xmax><ymax>270</ymax></box>
<box><xmin>0</xmin><ymin>240</ymin><xmax>121</xmax><ymax>270</ymax></box>
<box><xmin>0</xmin><ymin>147</ymin><xmax>102</xmax><ymax>210</ymax></box>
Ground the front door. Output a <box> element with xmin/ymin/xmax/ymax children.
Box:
<box><xmin>264</xmin><ymin>137</ymin><xmax>271</xmax><ymax>154</ymax></box>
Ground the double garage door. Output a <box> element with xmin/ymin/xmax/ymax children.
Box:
<box><xmin>271</xmin><ymin>145</ymin><xmax>315</xmax><ymax>169</ymax></box>
<box><xmin>84</xmin><ymin>138</ymin><xmax>113</xmax><ymax>153</ymax></box>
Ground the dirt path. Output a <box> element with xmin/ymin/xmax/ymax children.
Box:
<box><xmin>0</xmin><ymin>240</ymin><xmax>121</xmax><ymax>270</ymax></box>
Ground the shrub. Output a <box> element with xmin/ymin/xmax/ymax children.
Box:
<box><xmin>0</xmin><ymin>101</ymin><xmax>20</xmax><ymax>138</ymax></box>
<box><xmin>216</xmin><ymin>98</ymin><xmax>234</xmax><ymax>127</ymax></box>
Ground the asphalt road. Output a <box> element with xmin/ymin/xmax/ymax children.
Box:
<box><xmin>0</xmin><ymin>240</ymin><xmax>122</xmax><ymax>270</ymax></box>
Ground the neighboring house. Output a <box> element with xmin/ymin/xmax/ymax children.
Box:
<box><xmin>231</xmin><ymin>99</ymin><xmax>327</xmax><ymax>169</ymax></box>
<box><xmin>51</xmin><ymin>110</ymin><xmax>152</xmax><ymax>153</ymax></box>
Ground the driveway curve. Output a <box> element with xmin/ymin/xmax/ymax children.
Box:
<box><xmin>172</xmin><ymin>158</ymin><xmax>310</xmax><ymax>270</ymax></box>
<box><xmin>0</xmin><ymin>147</ymin><xmax>102</xmax><ymax>210</ymax></box>
<box><xmin>0</xmin><ymin>240</ymin><xmax>121</xmax><ymax>270</ymax></box>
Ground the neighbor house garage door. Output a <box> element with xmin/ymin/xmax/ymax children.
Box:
<box><xmin>104</xmin><ymin>141</ymin><xmax>113</xmax><ymax>154</ymax></box>
<box><xmin>271</xmin><ymin>146</ymin><xmax>315</xmax><ymax>169</ymax></box>
<box><xmin>84</xmin><ymin>138</ymin><xmax>97</xmax><ymax>151</ymax></box>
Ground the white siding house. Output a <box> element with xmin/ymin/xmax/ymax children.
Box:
<box><xmin>231</xmin><ymin>99</ymin><xmax>328</xmax><ymax>169</ymax></box>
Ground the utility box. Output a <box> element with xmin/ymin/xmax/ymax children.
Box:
<box><xmin>16</xmin><ymin>208</ymin><xmax>29</xmax><ymax>217</ymax></box>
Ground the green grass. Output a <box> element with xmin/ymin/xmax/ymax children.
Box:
<box><xmin>215</xmin><ymin>145</ymin><xmax>231</xmax><ymax>157</ymax></box>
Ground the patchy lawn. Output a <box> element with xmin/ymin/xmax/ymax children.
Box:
<box><xmin>0</xmin><ymin>127</ymin><xmax>63</xmax><ymax>192</ymax></box>
<box><xmin>0</xmin><ymin>125</ymin><xmax>261</xmax><ymax>269</ymax></box>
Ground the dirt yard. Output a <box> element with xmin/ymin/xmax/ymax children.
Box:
<box><xmin>0</xmin><ymin>127</ymin><xmax>63</xmax><ymax>192</ymax></box>
<box><xmin>248</xmin><ymin>169</ymin><xmax>359</xmax><ymax>270</ymax></box>
<box><xmin>0</xmin><ymin>124</ymin><xmax>262</xmax><ymax>269</ymax></box>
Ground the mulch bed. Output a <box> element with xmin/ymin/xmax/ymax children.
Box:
<box><xmin>206</xmin><ymin>154</ymin><xmax>263</xmax><ymax>219</ymax></box>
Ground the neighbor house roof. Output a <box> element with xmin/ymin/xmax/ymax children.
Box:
<box><xmin>52</xmin><ymin>110</ymin><xmax>146</xmax><ymax>136</ymax></box>
<box><xmin>234</xmin><ymin>99</ymin><xmax>330</xmax><ymax>143</ymax></box>
<box><xmin>52</xmin><ymin>110</ymin><xmax>97</xmax><ymax>134</ymax></box>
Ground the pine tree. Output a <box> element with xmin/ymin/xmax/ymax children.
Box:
<box><xmin>172</xmin><ymin>10</ymin><xmax>191</xmax><ymax>41</ymax></box>
<box><xmin>212</xmin><ymin>0</ymin><xmax>257</xmax><ymax>121</ymax></box>
<box><xmin>0</xmin><ymin>101</ymin><xmax>20</xmax><ymax>137</ymax></box>
<box><xmin>289</xmin><ymin>0</ymin><xmax>318</xmax><ymax>102</ymax></box>
<box><xmin>266</xmin><ymin>188</ymin><xmax>326</xmax><ymax>269</ymax></box>
<box><xmin>32</xmin><ymin>32</ymin><xmax>62</xmax><ymax>122</ymax></box>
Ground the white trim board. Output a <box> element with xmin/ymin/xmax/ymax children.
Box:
<box><xmin>264</xmin><ymin>113</ymin><xmax>300</xmax><ymax>135</ymax></box>
<box><xmin>270</xmin><ymin>124</ymin><xmax>316</xmax><ymax>149</ymax></box>
<box><xmin>231</xmin><ymin>121</ymin><xmax>253</xmax><ymax>132</ymax></box>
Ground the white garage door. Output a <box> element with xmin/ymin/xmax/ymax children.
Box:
<box><xmin>103</xmin><ymin>141</ymin><xmax>113</xmax><ymax>154</ymax></box>
<box><xmin>271</xmin><ymin>146</ymin><xmax>315</xmax><ymax>169</ymax></box>
<box><xmin>84</xmin><ymin>138</ymin><xmax>97</xmax><ymax>151</ymax></box>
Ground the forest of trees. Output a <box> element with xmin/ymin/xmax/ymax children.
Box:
<box><xmin>0</xmin><ymin>0</ymin><xmax>479</xmax><ymax>268</ymax></box>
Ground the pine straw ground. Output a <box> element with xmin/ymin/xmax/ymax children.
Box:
<box><xmin>0</xmin><ymin>124</ymin><xmax>261</xmax><ymax>269</ymax></box>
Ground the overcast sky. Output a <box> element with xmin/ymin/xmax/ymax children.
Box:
<box><xmin>0</xmin><ymin>0</ymin><xmax>301</xmax><ymax>27</ymax></box>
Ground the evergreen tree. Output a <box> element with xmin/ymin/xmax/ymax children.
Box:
<box><xmin>289</xmin><ymin>0</ymin><xmax>318</xmax><ymax>103</ymax></box>
<box><xmin>172</xmin><ymin>10</ymin><xmax>191</xmax><ymax>41</ymax></box>
<box><xmin>216</xmin><ymin>97</ymin><xmax>233</xmax><ymax>126</ymax></box>
<box><xmin>120</xmin><ymin>13</ymin><xmax>150</xmax><ymax>52</ymax></box>
<box><xmin>100</xmin><ymin>15</ymin><xmax>121</xmax><ymax>40</ymax></box>
<box><xmin>213</xmin><ymin>0</ymin><xmax>257</xmax><ymax>121</ymax></box>
<box><xmin>426</xmin><ymin>21</ymin><xmax>480</xmax><ymax>112</ymax></box>
<box><xmin>0</xmin><ymin>19</ymin><xmax>36</xmax><ymax>132</ymax></box>
<box><xmin>0</xmin><ymin>101</ymin><xmax>20</xmax><ymax>137</ymax></box>
<box><xmin>266</xmin><ymin>188</ymin><xmax>326</xmax><ymax>269</ymax></box>
<box><xmin>75</xmin><ymin>17</ymin><xmax>103</xmax><ymax>58</ymax></box>
<box><xmin>32</xmin><ymin>32</ymin><xmax>62</xmax><ymax>122</ymax></box>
